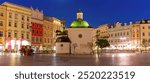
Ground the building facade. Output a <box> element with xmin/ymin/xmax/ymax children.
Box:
<box><xmin>132</xmin><ymin>20</ymin><xmax>150</xmax><ymax>50</ymax></box>
<box><xmin>96</xmin><ymin>24</ymin><xmax>109</xmax><ymax>38</ymax></box>
<box><xmin>50</xmin><ymin>17</ymin><xmax>62</xmax><ymax>50</ymax></box>
<box><xmin>2</xmin><ymin>2</ymin><xmax>32</xmax><ymax>51</ymax></box>
<box><xmin>97</xmin><ymin>22</ymin><xmax>132</xmax><ymax>50</ymax></box>
<box><xmin>0</xmin><ymin>5</ymin><xmax>6</xmax><ymax>51</ymax></box>
<box><xmin>108</xmin><ymin>22</ymin><xmax>132</xmax><ymax>50</ymax></box>
<box><xmin>31</xmin><ymin>8</ymin><xmax>43</xmax><ymax>51</ymax></box>
<box><xmin>43</xmin><ymin>16</ymin><xmax>53</xmax><ymax>51</ymax></box>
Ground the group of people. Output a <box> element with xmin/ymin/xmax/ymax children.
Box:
<box><xmin>20</xmin><ymin>46</ymin><xmax>34</xmax><ymax>56</ymax></box>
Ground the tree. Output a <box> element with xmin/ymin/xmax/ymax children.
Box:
<box><xmin>96</xmin><ymin>39</ymin><xmax>110</xmax><ymax>56</ymax></box>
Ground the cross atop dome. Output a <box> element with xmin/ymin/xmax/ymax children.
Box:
<box><xmin>77</xmin><ymin>9</ymin><xmax>83</xmax><ymax>13</ymax></box>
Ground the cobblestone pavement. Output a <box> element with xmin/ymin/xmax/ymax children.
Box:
<box><xmin>0</xmin><ymin>52</ymin><xmax>150</xmax><ymax>66</ymax></box>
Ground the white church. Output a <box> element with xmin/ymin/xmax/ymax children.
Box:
<box><xmin>56</xmin><ymin>9</ymin><xmax>94</xmax><ymax>54</ymax></box>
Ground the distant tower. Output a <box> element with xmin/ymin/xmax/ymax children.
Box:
<box><xmin>61</xmin><ymin>17</ymin><xmax>66</xmax><ymax>31</ymax></box>
<box><xmin>77</xmin><ymin>9</ymin><xmax>83</xmax><ymax>20</ymax></box>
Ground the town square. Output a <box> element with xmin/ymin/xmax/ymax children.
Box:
<box><xmin>0</xmin><ymin>1</ymin><xmax>150</xmax><ymax>66</ymax></box>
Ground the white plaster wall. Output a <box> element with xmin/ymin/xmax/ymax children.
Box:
<box><xmin>68</xmin><ymin>28</ymin><xmax>94</xmax><ymax>54</ymax></box>
<box><xmin>56</xmin><ymin>42</ymin><xmax>70</xmax><ymax>54</ymax></box>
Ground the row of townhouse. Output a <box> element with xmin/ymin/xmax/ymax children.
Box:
<box><xmin>0</xmin><ymin>2</ymin><xmax>62</xmax><ymax>51</ymax></box>
<box><xmin>96</xmin><ymin>20</ymin><xmax>150</xmax><ymax>50</ymax></box>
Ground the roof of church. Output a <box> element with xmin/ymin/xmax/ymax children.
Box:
<box><xmin>56</xmin><ymin>36</ymin><xmax>71</xmax><ymax>42</ymax></box>
<box><xmin>70</xmin><ymin>9</ymin><xmax>91</xmax><ymax>28</ymax></box>
<box><xmin>70</xmin><ymin>19</ymin><xmax>91</xmax><ymax>28</ymax></box>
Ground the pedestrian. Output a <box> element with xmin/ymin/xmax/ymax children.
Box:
<box><xmin>25</xmin><ymin>46</ymin><xmax>29</xmax><ymax>56</ymax></box>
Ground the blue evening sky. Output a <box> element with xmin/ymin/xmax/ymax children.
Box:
<box><xmin>0</xmin><ymin>0</ymin><xmax>150</xmax><ymax>27</ymax></box>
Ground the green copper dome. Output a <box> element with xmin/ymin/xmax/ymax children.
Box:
<box><xmin>70</xmin><ymin>19</ymin><xmax>90</xmax><ymax>28</ymax></box>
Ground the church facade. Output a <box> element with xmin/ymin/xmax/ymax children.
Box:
<box><xmin>56</xmin><ymin>9</ymin><xmax>94</xmax><ymax>54</ymax></box>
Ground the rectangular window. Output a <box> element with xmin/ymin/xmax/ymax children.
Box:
<box><xmin>14</xmin><ymin>33</ymin><xmax>17</xmax><ymax>38</ymax></box>
<box><xmin>143</xmin><ymin>26</ymin><xmax>145</xmax><ymax>29</ymax></box>
<box><xmin>8</xmin><ymin>32</ymin><xmax>11</xmax><ymax>37</ymax></box>
<box><xmin>0</xmin><ymin>13</ymin><xmax>3</xmax><ymax>17</ymax></box>
<box><xmin>27</xmin><ymin>34</ymin><xmax>29</xmax><ymax>39</ymax></box>
<box><xmin>0</xmin><ymin>21</ymin><xmax>3</xmax><ymax>26</ymax></box>
<box><xmin>14</xmin><ymin>22</ymin><xmax>17</xmax><ymax>27</ymax></box>
<box><xmin>9</xmin><ymin>13</ymin><xmax>12</xmax><ymax>18</ymax></box>
<box><xmin>21</xmin><ymin>33</ymin><xmax>24</xmax><ymax>39</ymax></box>
<box><xmin>149</xmin><ymin>39</ymin><xmax>150</xmax><ymax>42</ymax></box>
<box><xmin>22</xmin><ymin>15</ymin><xmax>24</xmax><ymax>20</ymax></box>
<box><xmin>27</xmin><ymin>17</ymin><xmax>29</xmax><ymax>22</ymax></box>
<box><xmin>143</xmin><ymin>33</ymin><xmax>145</xmax><ymax>36</ymax></box>
<box><xmin>124</xmin><ymin>32</ymin><xmax>125</xmax><ymax>35</ymax></box>
<box><xmin>32</xmin><ymin>37</ymin><xmax>35</xmax><ymax>42</ymax></box>
<box><xmin>27</xmin><ymin>24</ymin><xmax>30</xmax><ymax>29</ymax></box>
<box><xmin>32</xmin><ymin>30</ymin><xmax>34</xmax><ymax>34</ymax></box>
<box><xmin>9</xmin><ymin>22</ymin><xmax>11</xmax><ymax>27</ymax></box>
<box><xmin>36</xmin><ymin>37</ymin><xmax>38</xmax><ymax>42</ymax></box>
<box><xmin>127</xmin><ymin>32</ymin><xmax>129</xmax><ymax>35</ymax></box>
<box><xmin>48</xmin><ymin>38</ymin><xmax>49</xmax><ymax>43</ymax></box>
<box><xmin>15</xmin><ymin>14</ymin><xmax>18</xmax><ymax>19</ymax></box>
<box><xmin>40</xmin><ymin>31</ymin><xmax>42</xmax><ymax>34</ymax></box>
<box><xmin>22</xmin><ymin>23</ymin><xmax>24</xmax><ymax>28</ymax></box>
<box><xmin>0</xmin><ymin>31</ymin><xmax>3</xmax><ymax>37</ymax></box>
<box><xmin>45</xmin><ymin>38</ymin><xmax>46</xmax><ymax>43</ymax></box>
<box><xmin>44</xmin><ymin>31</ymin><xmax>46</xmax><ymax>34</ymax></box>
<box><xmin>137</xmin><ymin>34</ymin><xmax>139</xmax><ymax>37</ymax></box>
<box><xmin>40</xmin><ymin>38</ymin><xmax>42</xmax><ymax>42</ymax></box>
<box><xmin>115</xmin><ymin>33</ymin><xmax>117</xmax><ymax>37</ymax></box>
<box><xmin>149</xmin><ymin>32</ymin><xmax>150</xmax><ymax>36</ymax></box>
<box><xmin>111</xmin><ymin>34</ymin><xmax>113</xmax><ymax>37</ymax></box>
<box><xmin>37</xmin><ymin>31</ymin><xmax>38</xmax><ymax>34</ymax></box>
